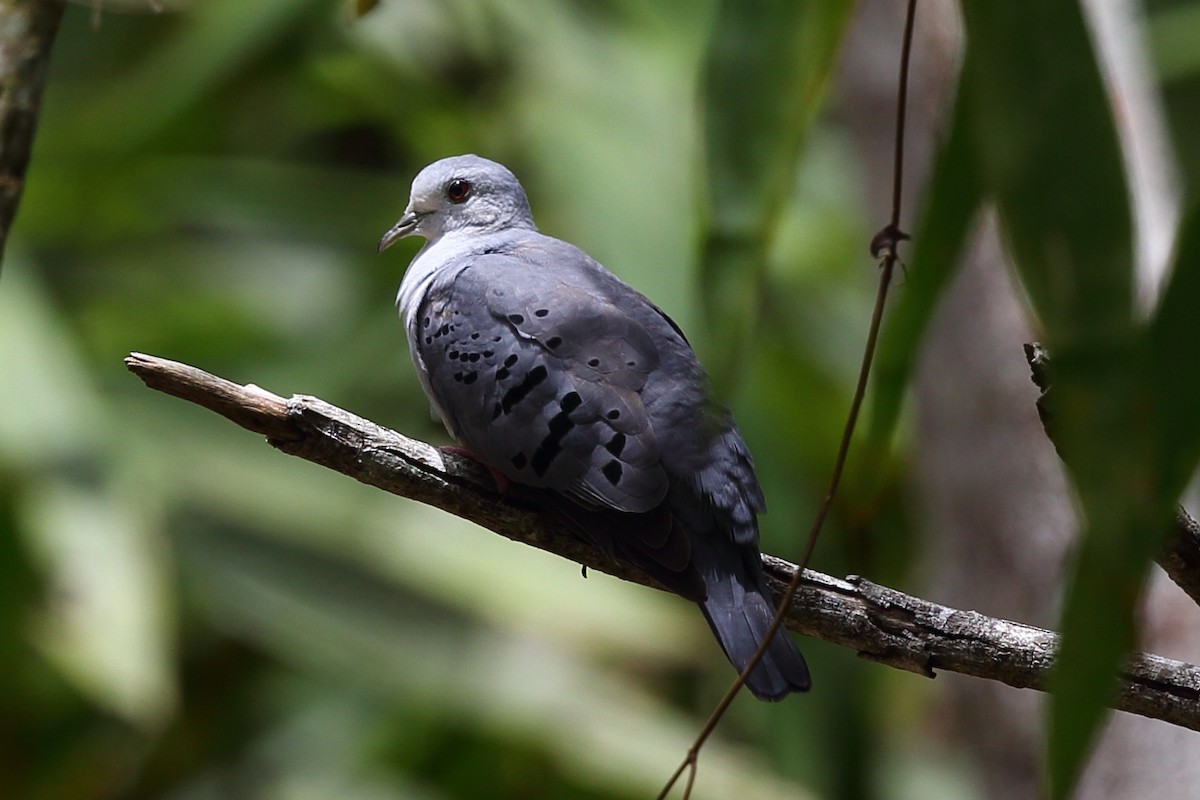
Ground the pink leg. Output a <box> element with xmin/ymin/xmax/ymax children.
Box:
<box><xmin>439</xmin><ymin>444</ymin><xmax>511</xmax><ymax>494</ymax></box>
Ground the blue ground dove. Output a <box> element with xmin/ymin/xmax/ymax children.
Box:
<box><xmin>378</xmin><ymin>155</ymin><xmax>810</xmax><ymax>700</ymax></box>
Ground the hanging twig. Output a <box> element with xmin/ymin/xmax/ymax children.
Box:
<box><xmin>656</xmin><ymin>2</ymin><xmax>918</xmax><ymax>797</ymax></box>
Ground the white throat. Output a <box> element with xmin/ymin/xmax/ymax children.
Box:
<box><xmin>395</xmin><ymin>229</ymin><xmax>482</xmax><ymax>329</ymax></box>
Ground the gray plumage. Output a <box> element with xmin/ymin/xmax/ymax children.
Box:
<box><xmin>379</xmin><ymin>154</ymin><xmax>810</xmax><ymax>700</ymax></box>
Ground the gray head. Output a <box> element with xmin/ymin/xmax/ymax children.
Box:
<box><xmin>377</xmin><ymin>155</ymin><xmax>536</xmax><ymax>253</ymax></box>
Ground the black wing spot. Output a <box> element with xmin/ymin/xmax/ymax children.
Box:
<box><xmin>535</xmin><ymin>308</ymin><xmax>549</xmax><ymax>317</ymax></box>
<box><xmin>531</xmin><ymin>409</ymin><xmax>574</xmax><ymax>476</ymax></box>
<box><xmin>471</xmin><ymin>332</ymin><xmax>480</xmax><ymax>340</ymax></box>
<box><xmin>560</xmin><ymin>392</ymin><xmax>582</xmax><ymax>412</ymax></box>
<box><xmin>483</xmin><ymin>350</ymin><xmax>494</xmax><ymax>358</ymax></box>
<box><xmin>493</xmin><ymin>335</ymin><xmax>502</xmax><ymax>342</ymax></box>
<box><xmin>606</xmin><ymin>409</ymin><xmax>620</xmax><ymax>420</ymax></box>
<box><xmin>530</xmin><ymin>443</ymin><xmax>560</xmax><ymax>477</ymax></box>
<box><xmin>496</xmin><ymin>367</ymin><xmax>510</xmax><ymax>380</ymax></box>
<box><xmin>504</xmin><ymin>354</ymin><xmax>519</xmax><ymax>368</ymax></box>
<box><xmin>468</xmin><ymin>353</ymin><xmax>480</xmax><ymax>362</ymax></box>
<box><xmin>546</xmin><ymin>336</ymin><xmax>562</xmax><ymax>349</ymax></box>
<box><xmin>511</xmin><ymin>452</ymin><xmax>527</xmax><ymax>470</ymax></box>
<box><xmin>501</xmin><ymin>365</ymin><xmax>548</xmax><ymax>413</ymax></box>
<box><xmin>425</xmin><ymin>336</ymin><xmax>433</xmax><ymax>345</ymax></box>
<box><xmin>423</xmin><ymin>317</ymin><xmax>431</xmax><ymax>328</ymax></box>
<box><xmin>587</xmin><ymin>358</ymin><xmax>601</xmax><ymax>368</ymax></box>
<box><xmin>453</xmin><ymin>372</ymin><xmax>463</xmax><ymax>382</ymax></box>
<box><xmin>508</xmin><ymin>313</ymin><xmax>525</xmax><ymax>325</ymax></box>
<box><xmin>548</xmin><ymin>412</ymin><xmax>572</xmax><ymax>436</ymax></box>
<box><xmin>463</xmin><ymin>372</ymin><xmax>478</xmax><ymax>385</ymax></box>
<box><xmin>602</xmin><ymin>460</ymin><xmax>623</xmax><ymax>485</ymax></box>
<box><xmin>605</xmin><ymin>432</ymin><xmax>626</xmax><ymax>457</ymax></box>
<box><xmin>492</xmin><ymin>403</ymin><xmax>502</xmax><ymax>420</ymax></box>
<box><xmin>626</xmin><ymin>360</ymin><xmax>636</xmax><ymax>368</ymax></box>
<box><xmin>448</xmin><ymin>350</ymin><xmax>459</xmax><ymax>360</ymax></box>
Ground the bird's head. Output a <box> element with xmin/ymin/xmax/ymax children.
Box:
<box><xmin>377</xmin><ymin>154</ymin><xmax>535</xmax><ymax>253</ymax></box>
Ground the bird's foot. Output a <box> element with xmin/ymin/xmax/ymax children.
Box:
<box><xmin>439</xmin><ymin>444</ymin><xmax>511</xmax><ymax>494</ymax></box>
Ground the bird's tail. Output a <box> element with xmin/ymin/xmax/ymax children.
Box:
<box><xmin>548</xmin><ymin>471</ymin><xmax>811</xmax><ymax>700</ymax></box>
<box><xmin>697</xmin><ymin>563</ymin><xmax>811</xmax><ymax>701</ymax></box>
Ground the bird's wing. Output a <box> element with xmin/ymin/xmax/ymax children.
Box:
<box><xmin>414</xmin><ymin>252</ymin><xmax>669</xmax><ymax>514</ymax></box>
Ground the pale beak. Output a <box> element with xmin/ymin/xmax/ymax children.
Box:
<box><xmin>377</xmin><ymin>210</ymin><xmax>423</xmax><ymax>253</ymax></box>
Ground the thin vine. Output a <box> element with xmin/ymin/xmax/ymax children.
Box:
<box><xmin>656</xmin><ymin>1</ymin><xmax>918</xmax><ymax>796</ymax></box>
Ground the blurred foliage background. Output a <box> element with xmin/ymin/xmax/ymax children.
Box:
<box><xmin>3</xmin><ymin>1</ymin><xmax>1200</xmax><ymax>798</ymax></box>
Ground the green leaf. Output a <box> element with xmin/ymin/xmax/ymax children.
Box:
<box><xmin>0</xmin><ymin>256</ymin><xmax>103</xmax><ymax>465</ymax></box>
<box><xmin>177</xmin><ymin>526</ymin><xmax>811</xmax><ymax>800</ymax></box>
<box><xmin>0</xmin><ymin>485</ymin><xmax>40</xmax><ymax>688</ymax></box>
<box><xmin>62</xmin><ymin>0</ymin><xmax>327</xmax><ymax>155</ymax></box>
<box><xmin>698</xmin><ymin>0</ymin><xmax>854</xmax><ymax>396</ymax></box>
<box><xmin>960</xmin><ymin>4</ymin><xmax>1146</xmax><ymax>797</ymax></box>
<box><xmin>22</xmin><ymin>481</ymin><xmax>177</xmax><ymax>728</ymax></box>
<box><xmin>1146</xmin><ymin>201</ymin><xmax>1200</xmax><ymax>496</ymax></box>
<box><xmin>961</xmin><ymin>3</ymin><xmax>1132</xmax><ymax>351</ymax></box>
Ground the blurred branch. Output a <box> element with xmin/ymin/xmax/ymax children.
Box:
<box><xmin>1160</xmin><ymin>512</ymin><xmax>1200</xmax><ymax>607</ymax></box>
<box><xmin>1025</xmin><ymin>342</ymin><xmax>1200</xmax><ymax>607</ymax></box>
<box><xmin>0</xmin><ymin>0</ymin><xmax>66</xmax><ymax>265</ymax></box>
<box><xmin>125</xmin><ymin>352</ymin><xmax>1200</xmax><ymax>732</ymax></box>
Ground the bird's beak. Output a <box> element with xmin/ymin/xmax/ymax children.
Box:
<box><xmin>377</xmin><ymin>210</ymin><xmax>423</xmax><ymax>254</ymax></box>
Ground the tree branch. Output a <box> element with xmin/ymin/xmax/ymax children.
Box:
<box><xmin>1160</xmin><ymin>511</ymin><xmax>1200</xmax><ymax>607</ymax></box>
<box><xmin>1025</xmin><ymin>342</ymin><xmax>1200</xmax><ymax>607</ymax></box>
<box><xmin>125</xmin><ymin>352</ymin><xmax>1200</xmax><ymax>732</ymax></box>
<box><xmin>0</xmin><ymin>0</ymin><xmax>66</xmax><ymax>264</ymax></box>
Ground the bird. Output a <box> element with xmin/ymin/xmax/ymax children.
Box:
<box><xmin>378</xmin><ymin>154</ymin><xmax>810</xmax><ymax>700</ymax></box>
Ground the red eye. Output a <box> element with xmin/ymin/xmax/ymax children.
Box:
<box><xmin>447</xmin><ymin>179</ymin><xmax>472</xmax><ymax>203</ymax></box>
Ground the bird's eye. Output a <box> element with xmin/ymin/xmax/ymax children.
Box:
<box><xmin>447</xmin><ymin>179</ymin><xmax>472</xmax><ymax>204</ymax></box>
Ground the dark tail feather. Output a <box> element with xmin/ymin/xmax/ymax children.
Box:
<box><xmin>546</xmin><ymin>481</ymin><xmax>809</xmax><ymax>699</ymax></box>
<box><xmin>698</xmin><ymin>570</ymin><xmax>811</xmax><ymax>701</ymax></box>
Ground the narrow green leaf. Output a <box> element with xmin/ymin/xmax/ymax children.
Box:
<box><xmin>960</xmin><ymin>3</ymin><xmax>1142</xmax><ymax>797</ymax></box>
<box><xmin>65</xmin><ymin>0</ymin><xmax>326</xmax><ymax>154</ymax></box>
<box><xmin>22</xmin><ymin>481</ymin><xmax>177</xmax><ymax>728</ymax></box>
<box><xmin>698</xmin><ymin>0</ymin><xmax>854</xmax><ymax>396</ymax></box>
<box><xmin>961</xmin><ymin>3</ymin><xmax>1133</xmax><ymax>351</ymax></box>
<box><xmin>1147</xmin><ymin>201</ymin><xmax>1200</xmax><ymax>495</ymax></box>
<box><xmin>0</xmin><ymin>486</ymin><xmax>40</xmax><ymax>686</ymax></box>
